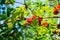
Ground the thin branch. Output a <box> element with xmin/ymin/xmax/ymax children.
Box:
<box><xmin>44</xmin><ymin>16</ymin><xmax>60</xmax><ymax>19</ymax></box>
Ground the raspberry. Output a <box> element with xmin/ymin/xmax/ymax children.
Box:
<box><xmin>55</xmin><ymin>4</ymin><xmax>60</xmax><ymax>10</ymax></box>
<box><xmin>57</xmin><ymin>4</ymin><xmax>60</xmax><ymax>10</ymax></box>
<box><xmin>26</xmin><ymin>18</ymin><xmax>32</xmax><ymax>23</ymax></box>
<box><xmin>32</xmin><ymin>15</ymin><xmax>36</xmax><ymax>19</ymax></box>
<box><xmin>38</xmin><ymin>17</ymin><xmax>43</xmax><ymax>21</ymax></box>
<box><xmin>53</xmin><ymin>10</ymin><xmax>58</xmax><ymax>15</ymax></box>
<box><xmin>43</xmin><ymin>22</ymin><xmax>48</xmax><ymax>27</ymax></box>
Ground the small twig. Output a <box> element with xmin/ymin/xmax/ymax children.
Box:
<box><xmin>43</xmin><ymin>16</ymin><xmax>60</xmax><ymax>19</ymax></box>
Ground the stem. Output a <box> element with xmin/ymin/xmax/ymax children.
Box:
<box><xmin>43</xmin><ymin>16</ymin><xmax>60</xmax><ymax>19</ymax></box>
<box><xmin>38</xmin><ymin>20</ymin><xmax>41</xmax><ymax>26</ymax></box>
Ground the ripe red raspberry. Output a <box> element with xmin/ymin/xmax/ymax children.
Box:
<box><xmin>26</xmin><ymin>18</ymin><xmax>32</xmax><ymax>23</ymax></box>
<box><xmin>38</xmin><ymin>17</ymin><xmax>43</xmax><ymax>21</ymax></box>
<box><xmin>57</xmin><ymin>4</ymin><xmax>60</xmax><ymax>10</ymax></box>
<box><xmin>54</xmin><ymin>4</ymin><xmax>60</xmax><ymax>10</ymax></box>
<box><xmin>53</xmin><ymin>10</ymin><xmax>58</xmax><ymax>15</ymax></box>
<box><xmin>43</xmin><ymin>22</ymin><xmax>48</xmax><ymax>27</ymax></box>
<box><xmin>32</xmin><ymin>15</ymin><xmax>36</xmax><ymax>19</ymax></box>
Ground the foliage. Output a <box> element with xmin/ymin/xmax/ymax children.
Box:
<box><xmin>0</xmin><ymin>0</ymin><xmax>59</xmax><ymax>40</ymax></box>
